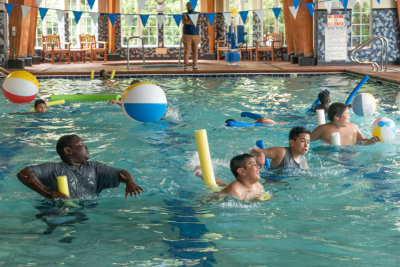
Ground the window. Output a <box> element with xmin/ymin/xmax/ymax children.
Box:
<box><xmin>351</xmin><ymin>0</ymin><xmax>371</xmax><ymax>47</ymax></box>
<box><xmin>164</xmin><ymin>0</ymin><xmax>182</xmax><ymax>47</ymax></box>
<box><xmin>35</xmin><ymin>0</ymin><xmax>62</xmax><ymax>47</ymax></box>
<box><xmin>141</xmin><ymin>4</ymin><xmax>158</xmax><ymax>46</ymax></box>
<box><xmin>226</xmin><ymin>0</ymin><xmax>253</xmax><ymax>46</ymax></box>
<box><xmin>68</xmin><ymin>0</ymin><xmax>97</xmax><ymax>48</ymax></box>
<box><xmin>262</xmin><ymin>0</ymin><xmax>285</xmax><ymax>42</ymax></box>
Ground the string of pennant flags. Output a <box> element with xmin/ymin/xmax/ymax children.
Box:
<box><xmin>3</xmin><ymin>0</ymin><xmax>379</xmax><ymax>28</ymax></box>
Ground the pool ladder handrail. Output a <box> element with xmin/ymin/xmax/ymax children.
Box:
<box><xmin>349</xmin><ymin>36</ymin><xmax>388</xmax><ymax>72</ymax></box>
<box><xmin>127</xmin><ymin>36</ymin><xmax>146</xmax><ymax>70</ymax></box>
<box><xmin>178</xmin><ymin>37</ymin><xmax>182</xmax><ymax>67</ymax></box>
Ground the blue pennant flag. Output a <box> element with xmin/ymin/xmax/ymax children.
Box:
<box><xmin>376</xmin><ymin>0</ymin><xmax>380</xmax><ymax>3</ymax></box>
<box><xmin>140</xmin><ymin>14</ymin><xmax>149</xmax><ymax>27</ymax></box>
<box><xmin>293</xmin><ymin>0</ymin><xmax>301</xmax><ymax>9</ymax></box>
<box><xmin>239</xmin><ymin>11</ymin><xmax>248</xmax><ymax>24</ymax></box>
<box><xmin>172</xmin><ymin>14</ymin><xmax>183</xmax><ymax>27</ymax></box>
<box><xmin>4</xmin><ymin>3</ymin><xmax>14</xmax><ymax>16</ymax></box>
<box><xmin>305</xmin><ymin>3</ymin><xmax>315</xmax><ymax>16</ymax></box>
<box><xmin>340</xmin><ymin>0</ymin><xmax>348</xmax><ymax>11</ymax></box>
<box><xmin>87</xmin><ymin>0</ymin><xmax>95</xmax><ymax>10</ymax></box>
<box><xmin>272</xmin><ymin>8</ymin><xmax>281</xmax><ymax>20</ymax></box>
<box><xmin>190</xmin><ymin>0</ymin><xmax>198</xmax><ymax>10</ymax></box>
<box><xmin>205</xmin><ymin>13</ymin><xmax>216</xmax><ymax>26</ymax></box>
<box><xmin>107</xmin><ymin>13</ymin><xmax>118</xmax><ymax>26</ymax></box>
<box><xmin>73</xmin><ymin>11</ymin><xmax>83</xmax><ymax>24</ymax></box>
<box><xmin>39</xmin><ymin>8</ymin><xmax>48</xmax><ymax>20</ymax></box>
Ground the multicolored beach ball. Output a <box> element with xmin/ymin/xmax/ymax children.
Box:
<box><xmin>2</xmin><ymin>71</ymin><xmax>39</xmax><ymax>103</ymax></box>
<box><xmin>371</xmin><ymin>117</ymin><xmax>396</xmax><ymax>143</ymax></box>
<box><xmin>352</xmin><ymin>93</ymin><xmax>376</xmax><ymax>116</ymax></box>
<box><xmin>121</xmin><ymin>82</ymin><xmax>167</xmax><ymax>122</ymax></box>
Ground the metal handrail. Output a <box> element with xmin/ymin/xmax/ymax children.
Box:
<box><xmin>178</xmin><ymin>37</ymin><xmax>183</xmax><ymax>67</ymax></box>
<box><xmin>349</xmin><ymin>36</ymin><xmax>388</xmax><ymax>72</ymax></box>
<box><xmin>127</xmin><ymin>36</ymin><xmax>145</xmax><ymax>70</ymax></box>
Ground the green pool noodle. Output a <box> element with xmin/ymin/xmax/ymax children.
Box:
<box><xmin>50</xmin><ymin>94</ymin><xmax>121</xmax><ymax>102</ymax></box>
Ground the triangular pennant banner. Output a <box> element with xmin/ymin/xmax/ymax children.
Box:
<box><xmin>87</xmin><ymin>0</ymin><xmax>95</xmax><ymax>10</ymax></box>
<box><xmin>272</xmin><ymin>8</ymin><xmax>281</xmax><ymax>20</ymax></box>
<box><xmin>36</xmin><ymin>0</ymin><xmax>43</xmax><ymax>7</ymax></box>
<box><xmin>157</xmin><ymin>14</ymin><xmax>164</xmax><ymax>27</ymax></box>
<box><xmin>239</xmin><ymin>11</ymin><xmax>249</xmax><ymax>24</ymax></box>
<box><xmin>188</xmin><ymin>13</ymin><xmax>199</xmax><ymax>26</ymax></box>
<box><xmin>289</xmin><ymin>6</ymin><xmax>298</xmax><ymax>19</ymax></box>
<box><xmin>140</xmin><ymin>14</ymin><xmax>149</xmax><ymax>27</ymax></box>
<box><xmin>190</xmin><ymin>0</ymin><xmax>198</xmax><ymax>10</ymax></box>
<box><xmin>39</xmin><ymin>7</ymin><xmax>48</xmax><ymax>20</ymax></box>
<box><xmin>205</xmin><ymin>13</ymin><xmax>216</xmax><ymax>26</ymax></box>
<box><xmin>293</xmin><ymin>0</ymin><xmax>301</xmax><ymax>9</ymax></box>
<box><xmin>57</xmin><ymin>10</ymin><xmax>65</xmax><ymax>22</ymax></box>
<box><xmin>90</xmin><ymin>12</ymin><xmax>100</xmax><ymax>24</ymax></box>
<box><xmin>241</xmin><ymin>0</ymin><xmax>246</xmax><ymax>9</ymax></box>
<box><xmin>73</xmin><ymin>11</ymin><xmax>83</xmax><ymax>24</ymax></box>
<box><xmin>138</xmin><ymin>0</ymin><xmax>146</xmax><ymax>12</ymax></box>
<box><xmin>107</xmin><ymin>13</ymin><xmax>118</xmax><ymax>26</ymax></box>
<box><xmin>223</xmin><ymin>12</ymin><xmax>231</xmax><ymax>25</ymax></box>
<box><xmin>326</xmin><ymin>0</ymin><xmax>332</xmax><ymax>14</ymax></box>
<box><xmin>376</xmin><ymin>0</ymin><xmax>380</xmax><ymax>3</ymax></box>
<box><xmin>305</xmin><ymin>3</ymin><xmax>315</xmax><ymax>17</ymax></box>
<box><xmin>4</xmin><ymin>3</ymin><xmax>14</xmax><ymax>16</ymax></box>
<box><xmin>340</xmin><ymin>0</ymin><xmax>348</xmax><ymax>11</ymax></box>
<box><xmin>21</xmin><ymin>5</ymin><xmax>31</xmax><ymax>18</ymax></box>
<box><xmin>173</xmin><ymin>14</ymin><xmax>183</xmax><ymax>27</ymax></box>
<box><xmin>255</xmin><ymin>10</ymin><xmax>264</xmax><ymax>21</ymax></box>
<box><xmin>125</xmin><ymin>14</ymin><xmax>134</xmax><ymax>26</ymax></box>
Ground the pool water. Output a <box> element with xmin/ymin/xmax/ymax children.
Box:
<box><xmin>1</xmin><ymin>74</ymin><xmax>400</xmax><ymax>266</ymax></box>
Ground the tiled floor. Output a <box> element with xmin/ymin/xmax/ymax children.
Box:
<box><xmin>17</xmin><ymin>59</ymin><xmax>400</xmax><ymax>84</ymax></box>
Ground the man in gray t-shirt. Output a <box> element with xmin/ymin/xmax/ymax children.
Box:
<box><xmin>17</xmin><ymin>134</ymin><xmax>143</xmax><ymax>199</ymax></box>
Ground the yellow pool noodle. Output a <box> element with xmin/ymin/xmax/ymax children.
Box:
<box><xmin>195</xmin><ymin>129</ymin><xmax>218</xmax><ymax>191</ymax></box>
<box><xmin>28</xmin><ymin>100</ymin><xmax>65</xmax><ymax>112</ymax></box>
<box><xmin>57</xmin><ymin>175</ymin><xmax>70</xmax><ymax>197</ymax></box>
<box><xmin>110</xmin><ymin>69</ymin><xmax>116</xmax><ymax>79</ymax></box>
<box><xmin>90</xmin><ymin>69</ymin><xmax>95</xmax><ymax>80</ymax></box>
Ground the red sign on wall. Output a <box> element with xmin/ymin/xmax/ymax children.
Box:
<box><xmin>327</xmin><ymin>15</ymin><xmax>344</xmax><ymax>27</ymax></box>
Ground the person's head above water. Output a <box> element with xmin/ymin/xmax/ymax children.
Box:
<box><xmin>327</xmin><ymin>102</ymin><xmax>348</xmax><ymax>122</ymax></box>
<box><xmin>34</xmin><ymin>99</ymin><xmax>47</xmax><ymax>113</ymax></box>
<box><xmin>289</xmin><ymin>126</ymin><xmax>311</xmax><ymax>156</ymax></box>
<box><xmin>99</xmin><ymin>69</ymin><xmax>108</xmax><ymax>79</ymax></box>
<box><xmin>130</xmin><ymin>79</ymin><xmax>141</xmax><ymax>86</ymax></box>
<box><xmin>230</xmin><ymin>153</ymin><xmax>260</xmax><ymax>181</ymax></box>
<box><xmin>318</xmin><ymin>90</ymin><xmax>331</xmax><ymax>105</ymax></box>
<box><xmin>225</xmin><ymin>118</ymin><xmax>236</xmax><ymax>124</ymax></box>
<box><xmin>56</xmin><ymin>134</ymin><xmax>89</xmax><ymax>165</ymax></box>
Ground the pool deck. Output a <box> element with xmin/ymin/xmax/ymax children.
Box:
<box><xmin>18</xmin><ymin>59</ymin><xmax>400</xmax><ymax>84</ymax></box>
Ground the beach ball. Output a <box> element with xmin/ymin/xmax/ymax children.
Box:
<box><xmin>395</xmin><ymin>92</ymin><xmax>400</xmax><ymax>109</ymax></box>
<box><xmin>352</xmin><ymin>93</ymin><xmax>376</xmax><ymax>116</ymax></box>
<box><xmin>371</xmin><ymin>117</ymin><xmax>396</xmax><ymax>143</ymax></box>
<box><xmin>2</xmin><ymin>71</ymin><xmax>39</xmax><ymax>103</ymax></box>
<box><xmin>121</xmin><ymin>82</ymin><xmax>167</xmax><ymax>122</ymax></box>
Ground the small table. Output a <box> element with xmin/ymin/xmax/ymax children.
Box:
<box><xmin>239</xmin><ymin>47</ymin><xmax>256</xmax><ymax>61</ymax></box>
<box><xmin>70</xmin><ymin>49</ymin><xmax>89</xmax><ymax>63</ymax></box>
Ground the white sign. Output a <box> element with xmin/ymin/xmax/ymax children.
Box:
<box><xmin>327</xmin><ymin>15</ymin><xmax>344</xmax><ymax>27</ymax></box>
<box><xmin>325</xmin><ymin>26</ymin><xmax>347</xmax><ymax>61</ymax></box>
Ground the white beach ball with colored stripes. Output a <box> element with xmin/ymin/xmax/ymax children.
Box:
<box><xmin>352</xmin><ymin>93</ymin><xmax>376</xmax><ymax>116</ymax></box>
<box><xmin>121</xmin><ymin>82</ymin><xmax>167</xmax><ymax>122</ymax></box>
<box><xmin>2</xmin><ymin>71</ymin><xmax>39</xmax><ymax>103</ymax></box>
<box><xmin>371</xmin><ymin>117</ymin><xmax>396</xmax><ymax>143</ymax></box>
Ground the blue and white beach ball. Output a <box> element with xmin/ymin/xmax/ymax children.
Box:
<box><xmin>121</xmin><ymin>82</ymin><xmax>167</xmax><ymax>122</ymax></box>
<box><xmin>371</xmin><ymin>117</ymin><xmax>396</xmax><ymax>143</ymax></box>
<box><xmin>352</xmin><ymin>93</ymin><xmax>376</xmax><ymax>116</ymax></box>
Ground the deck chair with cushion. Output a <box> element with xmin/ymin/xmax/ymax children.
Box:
<box><xmin>41</xmin><ymin>35</ymin><xmax>71</xmax><ymax>64</ymax></box>
<box><xmin>216</xmin><ymin>39</ymin><xmax>230</xmax><ymax>61</ymax></box>
<box><xmin>79</xmin><ymin>34</ymin><xmax>107</xmax><ymax>62</ymax></box>
<box><xmin>255</xmin><ymin>33</ymin><xmax>284</xmax><ymax>61</ymax></box>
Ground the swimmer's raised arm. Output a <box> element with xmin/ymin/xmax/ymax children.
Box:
<box><xmin>118</xmin><ymin>169</ymin><xmax>144</xmax><ymax>198</ymax></box>
<box><xmin>108</xmin><ymin>100</ymin><xmax>122</xmax><ymax>107</ymax></box>
<box><xmin>249</xmin><ymin>147</ymin><xmax>265</xmax><ymax>168</ymax></box>
<box><xmin>355</xmin><ymin>125</ymin><xmax>380</xmax><ymax>145</ymax></box>
<box><xmin>310</xmin><ymin>125</ymin><xmax>324</xmax><ymax>141</ymax></box>
<box><xmin>194</xmin><ymin>166</ymin><xmax>228</xmax><ymax>186</ymax></box>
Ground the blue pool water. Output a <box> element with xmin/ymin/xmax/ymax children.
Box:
<box><xmin>1</xmin><ymin>74</ymin><xmax>400</xmax><ymax>266</ymax></box>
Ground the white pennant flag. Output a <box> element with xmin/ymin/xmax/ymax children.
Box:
<box><xmin>21</xmin><ymin>5</ymin><xmax>31</xmax><ymax>18</ymax></box>
<box><xmin>223</xmin><ymin>12</ymin><xmax>231</xmax><ymax>26</ymax></box>
<box><xmin>138</xmin><ymin>0</ymin><xmax>146</xmax><ymax>12</ymax></box>
<box><xmin>36</xmin><ymin>0</ymin><xmax>43</xmax><ymax>7</ymax></box>
<box><xmin>57</xmin><ymin>10</ymin><xmax>65</xmax><ymax>22</ymax></box>
<box><xmin>157</xmin><ymin>14</ymin><xmax>165</xmax><ymax>27</ymax></box>
<box><xmin>255</xmin><ymin>10</ymin><xmax>264</xmax><ymax>21</ymax></box>
<box><xmin>241</xmin><ymin>0</ymin><xmax>246</xmax><ymax>9</ymax></box>
<box><xmin>325</xmin><ymin>0</ymin><xmax>332</xmax><ymax>14</ymax></box>
<box><xmin>90</xmin><ymin>12</ymin><xmax>100</xmax><ymax>24</ymax></box>
<box><xmin>348</xmin><ymin>0</ymin><xmax>357</xmax><ymax>8</ymax></box>
<box><xmin>189</xmin><ymin>13</ymin><xmax>199</xmax><ymax>26</ymax></box>
<box><xmin>125</xmin><ymin>14</ymin><xmax>134</xmax><ymax>26</ymax></box>
<box><xmin>289</xmin><ymin>6</ymin><xmax>298</xmax><ymax>19</ymax></box>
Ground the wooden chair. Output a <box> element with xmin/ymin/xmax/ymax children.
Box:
<box><xmin>41</xmin><ymin>35</ymin><xmax>71</xmax><ymax>64</ymax></box>
<box><xmin>216</xmin><ymin>39</ymin><xmax>230</xmax><ymax>61</ymax></box>
<box><xmin>79</xmin><ymin>34</ymin><xmax>107</xmax><ymax>62</ymax></box>
<box><xmin>255</xmin><ymin>33</ymin><xmax>284</xmax><ymax>61</ymax></box>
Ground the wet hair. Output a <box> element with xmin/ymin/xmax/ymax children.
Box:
<box><xmin>225</xmin><ymin>118</ymin><xmax>236</xmax><ymax>124</ymax></box>
<box><xmin>99</xmin><ymin>69</ymin><xmax>107</xmax><ymax>77</ymax></box>
<box><xmin>318</xmin><ymin>90</ymin><xmax>330</xmax><ymax>105</ymax></box>
<box><xmin>34</xmin><ymin>99</ymin><xmax>46</xmax><ymax>109</ymax></box>
<box><xmin>230</xmin><ymin>153</ymin><xmax>254</xmax><ymax>178</ymax></box>
<box><xmin>327</xmin><ymin>102</ymin><xmax>347</xmax><ymax>121</ymax></box>
<box><xmin>289</xmin><ymin>126</ymin><xmax>310</xmax><ymax>141</ymax></box>
<box><xmin>56</xmin><ymin>134</ymin><xmax>79</xmax><ymax>160</ymax></box>
<box><xmin>130</xmin><ymin>80</ymin><xmax>141</xmax><ymax>86</ymax></box>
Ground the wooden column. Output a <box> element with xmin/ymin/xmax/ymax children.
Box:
<box><xmin>8</xmin><ymin>0</ymin><xmax>24</xmax><ymax>59</ymax></box>
<box><xmin>282</xmin><ymin>0</ymin><xmax>294</xmax><ymax>55</ymax></box>
<box><xmin>27</xmin><ymin>0</ymin><xmax>38</xmax><ymax>57</ymax></box>
<box><xmin>107</xmin><ymin>0</ymin><xmax>120</xmax><ymax>53</ymax></box>
<box><xmin>206</xmin><ymin>0</ymin><xmax>215</xmax><ymax>53</ymax></box>
<box><xmin>397</xmin><ymin>0</ymin><xmax>400</xmax><ymax>31</ymax></box>
<box><xmin>298</xmin><ymin>0</ymin><xmax>313</xmax><ymax>57</ymax></box>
